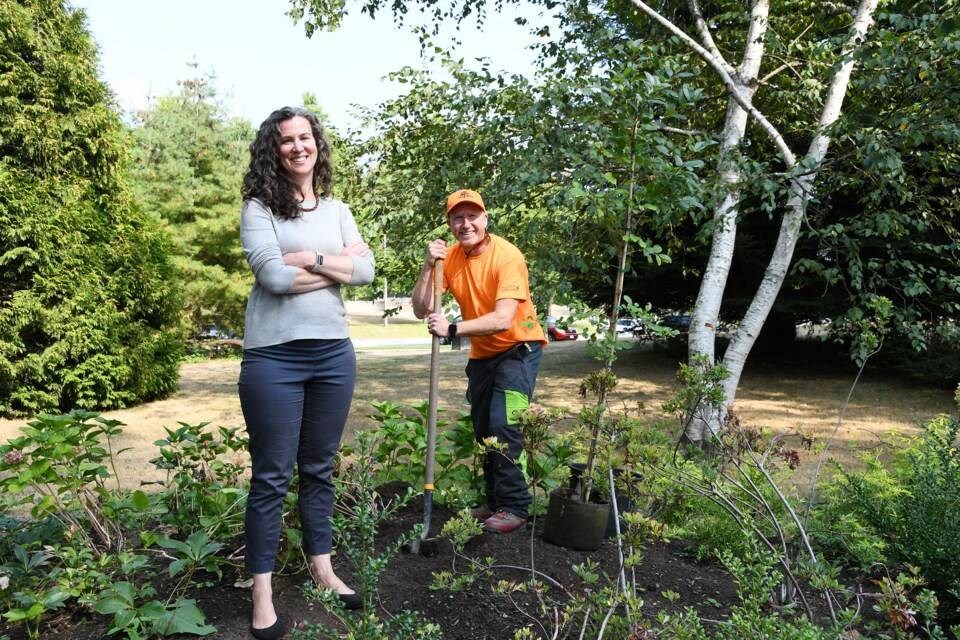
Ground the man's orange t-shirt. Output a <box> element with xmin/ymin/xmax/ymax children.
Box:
<box><xmin>443</xmin><ymin>234</ymin><xmax>547</xmax><ymax>359</ymax></box>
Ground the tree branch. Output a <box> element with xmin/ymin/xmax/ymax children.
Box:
<box><xmin>687</xmin><ymin>0</ymin><xmax>730</xmax><ymax>72</ymax></box>
<box><xmin>630</xmin><ymin>0</ymin><xmax>798</xmax><ymax>167</ymax></box>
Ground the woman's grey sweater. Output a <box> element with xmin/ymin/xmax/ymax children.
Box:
<box><xmin>240</xmin><ymin>197</ymin><xmax>375</xmax><ymax>349</ymax></box>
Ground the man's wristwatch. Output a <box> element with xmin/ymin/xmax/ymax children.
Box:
<box><xmin>448</xmin><ymin>323</ymin><xmax>458</xmax><ymax>339</ymax></box>
<box><xmin>312</xmin><ymin>251</ymin><xmax>324</xmax><ymax>272</ymax></box>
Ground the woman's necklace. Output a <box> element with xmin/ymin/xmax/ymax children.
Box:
<box><xmin>299</xmin><ymin>195</ymin><xmax>318</xmax><ymax>212</ymax></box>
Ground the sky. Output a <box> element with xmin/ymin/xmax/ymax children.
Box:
<box><xmin>69</xmin><ymin>0</ymin><xmax>547</xmax><ymax>132</ymax></box>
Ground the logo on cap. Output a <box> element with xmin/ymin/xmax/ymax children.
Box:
<box><xmin>446</xmin><ymin>189</ymin><xmax>486</xmax><ymax>214</ymax></box>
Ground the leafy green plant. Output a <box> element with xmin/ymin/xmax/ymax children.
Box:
<box><xmin>835</xmin><ymin>406</ymin><xmax>960</xmax><ymax>624</ymax></box>
<box><xmin>0</xmin><ymin>411</ymin><xmax>131</xmax><ymax>553</ymax></box>
<box><xmin>156</xmin><ymin>531</ymin><xmax>225</xmax><ymax>594</ymax></box>
<box><xmin>658</xmin><ymin>544</ymin><xmax>849</xmax><ymax>640</ymax></box>
<box><xmin>93</xmin><ymin>582</ymin><xmax>215</xmax><ymax>639</ymax></box>
<box><xmin>516</xmin><ymin>404</ymin><xmax>573</xmax><ymax>514</ymax></box>
<box><xmin>3</xmin><ymin>585</ymin><xmax>70</xmax><ymax>640</ymax></box>
<box><xmin>430</xmin><ymin>509</ymin><xmax>492</xmax><ymax>592</ymax></box>
<box><xmin>149</xmin><ymin>422</ymin><xmax>248</xmax><ymax>538</ymax></box>
<box><xmin>365</xmin><ymin>400</ymin><xmax>483</xmax><ymax>509</ymax></box>
<box><xmin>0</xmin><ymin>545</ymin><xmax>71</xmax><ymax>639</ymax></box>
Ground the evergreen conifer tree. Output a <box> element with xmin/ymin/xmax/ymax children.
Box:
<box><xmin>0</xmin><ymin>0</ymin><xmax>183</xmax><ymax>416</ymax></box>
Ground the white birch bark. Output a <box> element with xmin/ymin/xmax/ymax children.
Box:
<box><xmin>685</xmin><ymin>0</ymin><xmax>769</xmax><ymax>441</ymax></box>
<box><xmin>631</xmin><ymin>0</ymin><xmax>879</xmax><ymax>441</ymax></box>
<box><xmin>720</xmin><ymin>0</ymin><xmax>880</xmax><ymax>410</ymax></box>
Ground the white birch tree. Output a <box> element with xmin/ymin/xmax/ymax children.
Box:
<box><xmin>629</xmin><ymin>0</ymin><xmax>881</xmax><ymax>442</ymax></box>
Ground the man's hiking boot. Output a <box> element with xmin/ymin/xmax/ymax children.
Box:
<box><xmin>483</xmin><ymin>510</ymin><xmax>526</xmax><ymax>534</ymax></box>
<box><xmin>471</xmin><ymin>505</ymin><xmax>495</xmax><ymax>522</ymax></box>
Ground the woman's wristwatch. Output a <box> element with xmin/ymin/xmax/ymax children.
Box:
<box><xmin>311</xmin><ymin>251</ymin><xmax>324</xmax><ymax>273</ymax></box>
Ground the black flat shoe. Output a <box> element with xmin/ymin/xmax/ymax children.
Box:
<box><xmin>338</xmin><ymin>591</ymin><xmax>362</xmax><ymax>610</ymax></box>
<box><xmin>250</xmin><ymin>613</ymin><xmax>286</xmax><ymax>640</ymax></box>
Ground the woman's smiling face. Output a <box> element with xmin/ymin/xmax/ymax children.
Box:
<box><xmin>277</xmin><ymin>116</ymin><xmax>317</xmax><ymax>182</ymax></box>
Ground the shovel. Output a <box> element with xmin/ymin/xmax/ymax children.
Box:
<box><xmin>408</xmin><ymin>258</ymin><xmax>444</xmax><ymax>557</ymax></box>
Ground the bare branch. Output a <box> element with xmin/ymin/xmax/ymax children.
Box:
<box><xmin>687</xmin><ymin>0</ymin><xmax>730</xmax><ymax>72</ymax></box>
<box><xmin>657</xmin><ymin>124</ymin><xmax>711</xmax><ymax>136</ymax></box>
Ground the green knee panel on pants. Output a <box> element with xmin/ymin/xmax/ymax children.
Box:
<box><xmin>504</xmin><ymin>389</ymin><xmax>530</xmax><ymax>479</ymax></box>
<box><xmin>504</xmin><ymin>388</ymin><xmax>529</xmax><ymax>424</ymax></box>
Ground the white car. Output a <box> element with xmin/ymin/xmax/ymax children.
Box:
<box><xmin>615</xmin><ymin>318</ymin><xmax>638</xmax><ymax>335</ymax></box>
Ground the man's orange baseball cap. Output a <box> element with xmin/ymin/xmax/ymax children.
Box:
<box><xmin>445</xmin><ymin>189</ymin><xmax>486</xmax><ymax>215</ymax></box>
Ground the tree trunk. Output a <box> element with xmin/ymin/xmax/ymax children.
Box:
<box><xmin>632</xmin><ymin>0</ymin><xmax>880</xmax><ymax>443</ymax></box>
<box><xmin>718</xmin><ymin>0</ymin><xmax>879</xmax><ymax>411</ymax></box>
<box><xmin>685</xmin><ymin>0</ymin><xmax>770</xmax><ymax>442</ymax></box>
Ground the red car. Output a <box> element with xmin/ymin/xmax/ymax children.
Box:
<box><xmin>547</xmin><ymin>325</ymin><xmax>579</xmax><ymax>341</ymax></box>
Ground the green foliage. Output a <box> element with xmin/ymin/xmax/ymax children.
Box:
<box><xmin>363</xmin><ymin>400</ymin><xmax>484</xmax><ymax>509</ymax></box>
<box><xmin>515</xmin><ymin>404</ymin><xmax>574</xmax><ymax>512</ymax></box>
<box><xmin>0</xmin><ymin>412</ymin><xmax>234</xmax><ymax>639</ymax></box>
<box><xmin>834</xmin><ymin>411</ymin><xmax>960</xmax><ymax>623</ymax></box>
<box><xmin>0</xmin><ymin>0</ymin><xmax>183</xmax><ymax>417</ymax></box>
<box><xmin>662</xmin><ymin>355</ymin><xmax>730</xmax><ymax>435</ymax></box>
<box><xmin>148</xmin><ymin>421</ymin><xmax>248</xmax><ymax>539</ymax></box>
<box><xmin>93</xmin><ymin>582</ymin><xmax>215</xmax><ymax>639</ymax></box>
<box><xmin>157</xmin><ymin>531</ymin><xmax>225</xmax><ymax>585</ymax></box>
<box><xmin>658</xmin><ymin>545</ymin><xmax>847</xmax><ymax>640</ymax></box>
<box><xmin>431</xmin><ymin>509</ymin><xmax>492</xmax><ymax>592</ymax></box>
<box><xmin>798</xmin><ymin>2</ymin><xmax>960</xmax><ymax>370</ymax></box>
<box><xmin>3</xmin><ymin>583</ymin><xmax>70</xmax><ymax>640</ymax></box>
<box><xmin>127</xmin><ymin>72</ymin><xmax>254</xmax><ymax>337</ymax></box>
<box><xmin>0</xmin><ymin>411</ymin><xmax>138</xmax><ymax>552</ymax></box>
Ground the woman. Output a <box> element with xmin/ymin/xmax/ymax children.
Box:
<box><xmin>239</xmin><ymin>106</ymin><xmax>374</xmax><ymax>639</ymax></box>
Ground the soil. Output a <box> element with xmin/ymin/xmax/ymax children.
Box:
<box><xmin>5</xmin><ymin>485</ymin><xmax>742</xmax><ymax>640</ymax></box>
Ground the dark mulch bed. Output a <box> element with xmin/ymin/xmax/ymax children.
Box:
<box><xmin>3</xmin><ymin>488</ymin><xmax>740</xmax><ymax>639</ymax></box>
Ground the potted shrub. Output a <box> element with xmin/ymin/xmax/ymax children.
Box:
<box><xmin>543</xmin><ymin>372</ymin><xmax>618</xmax><ymax>551</ymax></box>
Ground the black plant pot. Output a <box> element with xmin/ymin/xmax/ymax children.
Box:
<box><xmin>542</xmin><ymin>487</ymin><xmax>610</xmax><ymax>551</ymax></box>
<box><xmin>567</xmin><ymin>463</ymin><xmax>643</xmax><ymax>538</ymax></box>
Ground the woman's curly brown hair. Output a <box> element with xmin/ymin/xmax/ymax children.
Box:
<box><xmin>242</xmin><ymin>107</ymin><xmax>333</xmax><ymax>221</ymax></box>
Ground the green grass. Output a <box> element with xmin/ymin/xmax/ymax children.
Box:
<box><xmin>348</xmin><ymin>320</ymin><xmax>427</xmax><ymax>340</ymax></box>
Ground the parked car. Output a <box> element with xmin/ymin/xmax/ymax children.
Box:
<box><xmin>547</xmin><ymin>325</ymin><xmax>579</xmax><ymax>341</ymax></box>
<box><xmin>615</xmin><ymin>318</ymin><xmax>639</xmax><ymax>335</ymax></box>
<box><xmin>660</xmin><ymin>314</ymin><xmax>692</xmax><ymax>333</ymax></box>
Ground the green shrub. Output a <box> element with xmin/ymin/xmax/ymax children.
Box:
<box><xmin>363</xmin><ymin>400</ymin><xmax>484</xmax><ymax>509</ymax></box>
<box><xmin>148</xmin><ymin>422</ymin><xmax>248</xmax><ymax>539</ymax></box>
<box><xmin>658</xmin><ymin>545</ymin><xmax>849</xmax><ymax>640</ymax></box>
<box><xmin>837</xmin><ymin>411</ymin><xmax>960</xmax><ymax>624</ymax></box>
<box><xmin>0</xmin><ymin>0</ymin><xmax>183</xmax><ymax>417</ymax></box>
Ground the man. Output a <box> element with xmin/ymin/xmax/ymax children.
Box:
<box><xmin>412</xmin><ymin>189</ymin><xmax>547</xmax><ymax>534</ymax></box>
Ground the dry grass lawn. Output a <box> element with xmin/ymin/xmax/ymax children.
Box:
<box><xmin>0</xmin><ymin>338</ymin><xmax>954</xmax><ymax>490</ymax></box>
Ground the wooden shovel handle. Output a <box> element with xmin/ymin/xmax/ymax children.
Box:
<box><xmin>432</xmin><ymin>258</ymin><xmax>444</xmax><ymax>315</ymax></box>
<box><xmin>424</xmin><ymin>258</ymin><xmax>444</xmax><ymax>492</ymax></box>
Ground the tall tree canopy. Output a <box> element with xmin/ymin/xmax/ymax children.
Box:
<box><xmin>128</xmin><ymin>71</ymin><xmax>253</xmax><ymax>337</ymax></box>
<box><xmin>0</xmin><ymin>0</ymin><xmax>183</xmax><ymax>417</ymax></box>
